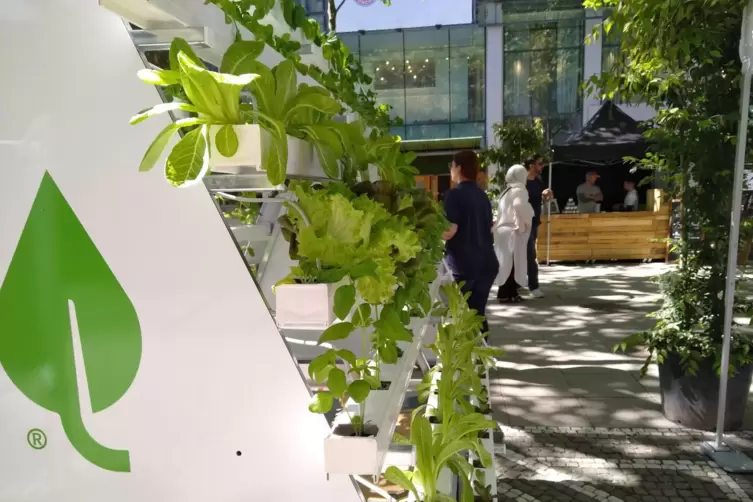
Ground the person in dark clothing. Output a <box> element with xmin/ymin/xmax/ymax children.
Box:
<box><xmin>443</xmin><ymin>150</ymin><xmax>499</xmax><ymax>336</ymax></box>
<box><xmin>523</xmin><ymin>154</ymin><xmax>553</xmax><ymax>298</ymax></box>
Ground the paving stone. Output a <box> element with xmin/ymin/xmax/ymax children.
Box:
<box><xmin>495</xmin><ymin>426</ymin><xmax>753</xmax><ymax>501</ymax></box>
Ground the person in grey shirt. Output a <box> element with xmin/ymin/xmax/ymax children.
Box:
<box><xmin>576</xmin><ymin>172</ymin><xmax>603</xmax><ymax>213</ymax></box>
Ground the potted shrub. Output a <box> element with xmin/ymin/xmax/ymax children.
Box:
<box><xmin>590</xmin><ymin>1</ymin><xmax>753</xmax><ymax>431</ymax></box>
<box><xmin>616</xmin><ymin>267</ymin><xmax>753</xmax><ymax>430</ymax></box>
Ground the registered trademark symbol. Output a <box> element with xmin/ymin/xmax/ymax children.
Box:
<box><xmin>27</xmin><ymin>428</ymin><xmax>47</xmax><ymax>450</ymax></box>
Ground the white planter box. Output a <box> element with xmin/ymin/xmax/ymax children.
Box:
<box><xmin>285</xmin><ymin>135</ymin><xmax>317</xmax><ymax>177</ymax></box>
<box><xmin>208</xmin><ymin>126</ymin><xmax>317</xmax><ymax>179</ymax></box>
<box><xmin>208</xmin><ymin>124</ymin><xmax>263</xmax><ymax>174</ymax></box>
<box><xmin>324</xmin><ymin>425</ymin><xmax>379</xmax><ymax>475</ymax></box>
<box><xmin>275</xmin><ymin>283</ymin><xmax>336</xmax><ymax>329</ymax></box>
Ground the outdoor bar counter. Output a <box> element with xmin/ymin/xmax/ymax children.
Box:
<box><xmin>536</xmin><ymin>198</ymin><xmax>670</xmax><ymax>263</ymax></box>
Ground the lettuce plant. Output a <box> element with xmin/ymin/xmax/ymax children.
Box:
<box><xmin>392</xmin><ymin>282</ymin><xmax>502</xmax><ymax>501</ymax></box>
<box><xmin>472</xmin><ymin>470</ymin><xmax>494</xmax><ymax>502</ymax></box>
<box><xmin>384</xmin><ymin>412</ymin><xmax>495</xmax><ymax>502</ymax></box>
<box><xmin>219</xmin><ymin>41</ymin><xmax>347</xmax><ymax>185</ymax></box>
<box><xmin>131</xmin><ymin>38</ymin><xmax>261</xmax><ymax>187</ymax></box>
<box><xmin>278</xmin><ymin>181</ymin><xmax>420</xmax><ymax>304</ymax></box>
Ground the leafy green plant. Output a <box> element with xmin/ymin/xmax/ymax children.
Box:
<box><xmin>218</xmin><ymin>42</ymin><xmax>345</xmax><ymax>185</ymax></box>
<box><xmin>472</xmin><ymin>470</ymin><xmax>494</xmax><ymax>502</ymax></box>
<box><xmin>307</xmin><ymin>298</ymin><xmax>414</xmax><ymax>435</ymax></box>
<box><xmin>278</xmin><ymin>181</ymin><xmax>420</xmax><ymax>304</ymax></box>
<box><xmin>483</xmin><ymin>118</ymin><xmax>545</xmax><ymax>201</ymax></box>
<box><xmin>384</xmin><ymin>412</ymin><xmax>495</xmax><ymax>502</ymax></box>
<box><xmin>131</xmin><ymin>38</ymin><xmax>261</xmax><ymax>187</ymax></box>
<box><xmin>389</xmin><ymin>282</ymin><xmax>501</xmax><ymax>502</ymax></box>
<box><xmin>208</xmin><ymin>0</ymin><xmax>400</xmax><ymax>136</ymax></box>
<box><xmin>614</xmin><ymin>267</ymin><xmax>753</xmax><ymax>377</ymax></box>
<box><xmin>215</xmin><ymin>191</ymin><xmax>262</xmax><ymax>225</ymax></box>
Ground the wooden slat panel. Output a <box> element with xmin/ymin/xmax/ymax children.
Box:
<box><xmin>586</xmin><ymin>232</ymin><xmax>660</xmax><ymax>243</ymax></box>
<box><xmin>538</xmin><ymin>208</ymin><xmax>670</xmax><ymax>262</ymax></box>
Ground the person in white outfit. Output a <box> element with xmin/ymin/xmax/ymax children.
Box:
<box><xmin>494</xmin><ymin>164</ymin><xmax>535</xmax><ymax>303</ymax></box>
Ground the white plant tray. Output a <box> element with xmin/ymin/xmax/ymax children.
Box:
<box><xmin>323</xmin><ymin>269</ymin><xmax>443</xmax><ymax>476</ymax></box>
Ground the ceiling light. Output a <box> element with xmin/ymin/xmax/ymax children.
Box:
<box><xmin>380</xmin><ymin>77</ymin><xmax>385</xmax><ymax>81</ymax></box>
<box><xmin>386</xmin><ymin>60</ymin><xmax>390</xmax><ymax>65</ymax></box>
<box><xmin>391</xmin><ymin>67</ymin><xmax>395</xmax><ymax>70</ymax></box>
<box><xmin>425</xmin><ymin>58</ymin><xmax>429</xmax><ymax>62</ymax></box>
<box><xmin>413</xmin><ymin>75</ymin><xmax>417</xmax><ymax>79</ymax></box>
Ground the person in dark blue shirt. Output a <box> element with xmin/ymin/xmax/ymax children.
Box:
<box><xmin>524</xmin><ymin>154</ymin><xmax>553</xmax><ymax>297</ymax></box>
<box><xmin>443</xmin><ymin>150</ymin><xmax>499</xmax><ymax>336</ymax></box>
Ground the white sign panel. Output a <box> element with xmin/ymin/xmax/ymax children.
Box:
<box><xmin>0</xmin><ymin>1</ymin><xmax>360</xmax><ymax>501</ymax></box>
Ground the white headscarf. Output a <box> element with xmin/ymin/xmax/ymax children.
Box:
<box><xmin>500</xmin><ymin>164</ymin><xmax>528</xmax><ymax>199</ymax></box>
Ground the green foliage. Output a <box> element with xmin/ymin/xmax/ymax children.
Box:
<box><xmin>614</xmin><ymin>268</ymin><xmax>753</xmax><ymax>377</ymax></box>
<box><xmin>391</xmin><ymin>282</ymin><xmax>502</xmax><ymax>502</ymax></box>
<box><xmin>207</xmin><ymin>0</ymin><xmax>401</xmax><ymax>136</ymax></box>
<box><xmin>472</xmin><ymin>470</ymin><xmax>494</xmax><ymax>502</ymax></box>
<box><xmin>385</xmin><ymin>410</ymin><xmax>494</xmax><ymax>502</ymax></box>
<box><xmin>223</xmin><ymin>52</ymin><xmax>344</xmax><ymax>185</ymax></box>
<box><xmin>215</xmin><ymin>192</ymin><xmax>262</xmax><ymax>225</ymax></box>
<box><xmin>483</xmin><ymin>118</ymin><xmax>545</xmax><ymax>199</ymax></box>
<box><xmin>278</xmin><ymin>181</ymin><xmax>421</xmax><ymax>304</ymax></box>
<box><xmin>588</xmin><ymin>0</ymin><xmax>753</xmax><ymax>373</ymax></box>
<box><xmin>131</xmin><ymin>38</ymin><xmax>259</xmax><ymax>186</ymax></box>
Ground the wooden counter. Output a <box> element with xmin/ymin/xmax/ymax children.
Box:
<box><xmin>536</xmin><ymin>208</ymin><xmax>670</xmax><ymax>262</ymax></box>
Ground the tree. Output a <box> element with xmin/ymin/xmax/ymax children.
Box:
<box><xmin>326</xmin><ymin>0</ymin><xmax>391</xmax><ymax>32</ymax></box>
<box><xmin>483</xmin><ymin>118</ymin><xmax>545</xmax><ymax>200</ymax></box>
<box><xmin>586</xmin><ymin>0</ymin><xmax>753</xmax><ymax>373</ymax></box>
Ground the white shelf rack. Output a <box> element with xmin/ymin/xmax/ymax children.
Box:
<box><xmin>323</xmin><ymin>268</ymin><xmax>444</xmax><ymax>477</ymax></box>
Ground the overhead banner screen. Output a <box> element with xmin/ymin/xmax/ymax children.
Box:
<box><xmin>337</xmin><ymin>0</ymin><xmax>473</xmax><ymax>32</ymax></box>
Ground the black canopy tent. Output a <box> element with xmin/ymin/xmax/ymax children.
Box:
<box><xmin>552</xmin><ymin>100</ymin><xmax>650</xmax><ymax>164</ymax></box>
<box><xmin>542</xmin><ymin>101</ymin><xmax>651</xmax><ymax>265</ymax></box>
<box><xmin>547</xmin><ymin>100</ymin><xmax>651</xmax><ymax>212</ymax></box>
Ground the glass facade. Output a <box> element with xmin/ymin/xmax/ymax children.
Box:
<box><xmin>296</xmin><ymin>0</ymin><xmax>326</xmax><ymax>31</ymax></box>
<box><xmin>340</xmin><ymin>26</ymin><xmax>486</xmax><ymax>141</ymax></box>
<box><xmin>502</xmin><ymin>7</ymin><xmax>584</xmax><ymax>142</ymax></box>
<box><xmin>601</xmin><ymin>26</ymin><xmax>623</xmax><ymax>104</ymax></box>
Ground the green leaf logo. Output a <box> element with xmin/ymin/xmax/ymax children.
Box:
<box><xmin>0</xmin><ymin>172</ymin><xmax>141</xmax><ymax>473</ymax></box>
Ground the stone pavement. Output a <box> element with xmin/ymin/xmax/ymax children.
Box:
<box><xmin>487</xmin><ymin>263</ymin><xmax>753</xmax><ymax>500</ymax></box>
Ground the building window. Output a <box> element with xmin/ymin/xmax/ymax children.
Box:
<box><xmin>601</xmin><ymin>26</ymin><xmax>624</xmax><ymax>103</ymax></box>
<box><xmin>503</xmin><ymin>8</ymin><xmax>584</xmax><ymax>142</ymax></box>
<box><xmin>296</xmin><ymin>0</ymin><xmax>326</xmax><ymax>31</ymax></box>
<box><xmin>341</xmin><ymin>26</ymin><xmax>486</xmax><ymax>142</ymax></box>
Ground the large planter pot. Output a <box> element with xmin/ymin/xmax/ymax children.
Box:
<box><xmin>659</xmin><ymin>352</ymin><xmax>753</xmax><ymax>431</ymax></box>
